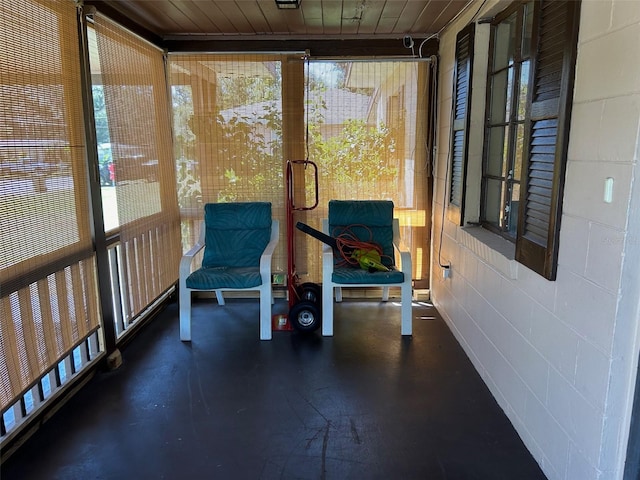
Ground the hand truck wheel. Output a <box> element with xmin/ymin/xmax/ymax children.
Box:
<box><xmin>289</xmin><ymin>300</ymin><xmax>321</xmax><ymax>332</ymax></box>
<box><xmin>297</xmin><ymin>282</ymin><xmax>322</xmax><ymax>306</ymax></box>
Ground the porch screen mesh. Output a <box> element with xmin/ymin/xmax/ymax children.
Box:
<box><xmin>0</xmin><ymin>0</ymin><xmax>99</xmax><ymax>410</ymax></box>
<box><xmin>93</xmin><ymin>14</ymin><xmax>181</xmax><ymax>319</ymax></box>
<box><xmin>168</xmin><ymin>56</ymin><xmax>431</xmax><ymax>285</ymax></box>
<box><xmin>168</xmin><ymin>54</ymin><xmax>288</xmax><ymax>274</ymax></box>
<box><xmin>302</xmin><ymin>60</ymin><xmax>431</xmax><ymax>283</ymax></box>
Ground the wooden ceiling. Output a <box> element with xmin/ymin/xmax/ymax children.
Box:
<box><xmin>87</xmin><ymin>1</ymin><xmax>474</xmax><ymax>42</ymax></box>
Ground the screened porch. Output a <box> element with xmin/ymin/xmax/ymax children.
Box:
<box><xmin>5</xmin><ymin>1</ymin><xmax>640</xmax><ymax>479</ymax></box>
<box><xmin>1</xmin><ymin>0</ymin><xmax>434</xmax><ymax>451</ymax></box>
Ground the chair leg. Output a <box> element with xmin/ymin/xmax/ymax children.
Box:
<box><xmin>400</xmin><ymin>282</ymin><xmax>412</xmax><ymax>336</ymax></box>
<box><xmin>215</xmin><ymin>291</ymin><xmax>225</xmax><ymax>305</ymax></box>
<box><xmin>322</xmin><ymin>282</ymin><xmax>334</xmax><ymax>336</ymax></box>
<box><xmin>382</xmin><ymin>287</ymin><xmax>390</xmax><ymax>302</ymax></box>
<box><xmin>179</xmin><ymin>286</ymin><xmax>192</xmax><ymax>341</ymax></box>
<box><xmin>335</xmin><ymin>286</ymin><xmax>343</xmax><ymax>303</ymax></box>
<box><xmin>260</xmin><ymin>286</ymin><xmax>272</xmax><ymax>341</ymax></box>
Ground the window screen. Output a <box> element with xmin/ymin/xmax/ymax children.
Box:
<box><xmin>93</xmin><ymin>14</ymin><xmax>181</xmax><ymax>318</ymax></box>
<box><xmin>1</xmin><ymin>0</ymin><xmax>99</xmax><ymax>411</ymax></box>
<box><xmin>168</xmin><ymin>53</ymin><xmax>288</xmax><ymax>274</ymax></box>
<box><xmin>168</xmin><ymin>56</ymin><xmax>431</xmax><ymax>284</ymax></box>
<box><xmin>304</xmin><ymin>60</ymin><xmax>431</xmax><ymax>283</ymax></box>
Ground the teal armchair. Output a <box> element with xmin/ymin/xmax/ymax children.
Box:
<box><xmin>179</xmin><ymin>202</ymin><xmax>279</xmax><ymax>341</ymax></box>
<box><xmin>322</xmin><ymin>200</ymin><xmax>412</xmax><ymax>336</ymax></box>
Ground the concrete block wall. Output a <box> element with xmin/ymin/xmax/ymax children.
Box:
<box><xmin>431</xmin><ymin>1</ymin><xmax>640</xmax><ymax>479</ymax></box>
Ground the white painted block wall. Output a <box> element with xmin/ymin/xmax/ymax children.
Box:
<box><xmin>431</xmin><ymin>1</ymin><xmax>640</xmax><ymax>479</ymax></box>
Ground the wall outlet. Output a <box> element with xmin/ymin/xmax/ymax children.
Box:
<box><xmin>442</xmin><ymin>265</ymin><xmax>451</xmax><ymax>279</ymax></box>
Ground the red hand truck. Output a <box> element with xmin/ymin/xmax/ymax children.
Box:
<box><xmin>272</xmin><ymin>159</ymin><xmax>322</xmax><ymax>333</ymax></box>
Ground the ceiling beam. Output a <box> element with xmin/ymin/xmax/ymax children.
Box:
<box><xmin>84</xmin><ymin>1</ymin><xmax>164</xmax><ymax>47</ymax></box>
<box><xmin>84</xmin><ymin>1</ymin><xmax>438</xmax><ymax>58</ymax></box>
<box><xmin>164</xmin><ymin>37</ymin><xmax>438</xmax><ymax>58</ymax></box>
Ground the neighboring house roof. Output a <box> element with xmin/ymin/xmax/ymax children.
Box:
<box><xmin>219</xmin><ymin>88</ymin><xmax>371</xmax><ymax>126</ymax></box>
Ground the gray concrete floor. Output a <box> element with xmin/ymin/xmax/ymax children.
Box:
<box><xmin>1</xmin><ymin>297</ymin><xmax>546</xmax><ymax>479</ymax></box>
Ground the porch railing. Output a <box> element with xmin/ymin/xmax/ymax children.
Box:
<box><xmin>0</xmin><ymin>235</ymin><xmax>172</xmax><ymax>451</ymax></box>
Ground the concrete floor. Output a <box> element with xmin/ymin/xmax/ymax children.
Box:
<box><xmin>1</xmin><ymin>297</ymin><xmax>547</xmax><ymax>479</ymax></box>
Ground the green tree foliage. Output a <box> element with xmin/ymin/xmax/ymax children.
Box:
<box><xmin>213</xmin><ymin>108</ymin><xmax>283</xmax><ymax>203</ymax></box>
<box><xmin>218</xmin><ymin>74</ymin><xmax>280</xmax><ymax>108</ymax></box>
<box><xmin>171</xmin><ymin>86</ymin><xmax>196</xmax><ymax>159</ymax></box>
<box><xmin>173</xmin><ymin>62</ymin><xmax>399</xmax><ymax>207</ymax></box>
<box><xmin>313</xmin><ymin>119</ymin><xmax>397</xmax><ymax>197</ymax></box>
<box><xmin>91</xmin><ymin>85</ymin><xmax>110</xmax><ymax>145</ymax></box>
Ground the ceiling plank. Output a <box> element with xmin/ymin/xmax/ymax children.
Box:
<box><xmin>321</xmin><ymin>0</ymin><xmax>343</xmax><ymax>35</ymax></box>
<box><xmin>188</xmin><ymin>1</ymin><xmax>240</xmax><ymax>34</ymax></box>
<box><xmin>356</xmin><ymin>0</ymin><xmax>385</xmax><ymax>35</ymax></box>
<box><xmin>301</xmin><ymin>1</ymin><xmax>323</xmax><ymax>20</ymax></box>
<box><xmin>391</xmin><ymin>1</ymin><xmax>431</xmax><ymax>34</ymax></box>
<box><xmin>300</xmin><ymin>1</ymin><xmax>323</xmax><ymax>35</ymax></box>
<box><xmin>109</xmin><ymin>1</ymin><xmax>184</xmax><ymax>33</ymax></box>
<box><xmin>427</xmin><ymin>0</ymin><xmax>472</xmax><ymax>33</ymax></box>
<box><xmin>337</xmin><ymin>0</ymin><xmax>359</xmax><ymax>35</ymax></box>
<box><xmin>85</xmin><ymin>1</ymin><xmax>164</xmax><ymax>46</ymax></box>
<box><xmin>414</xmin><ymin>0</ymin><xmax>455</xmax><ymax>33</ymax></box>
<box><xmin>376</xmin><ymin>1</ymin><xmax>406</xmax><ymax>34</ymax></box>
<box><xmin>258</xmin><ymin>1</ymin><xmax>290</xmax><ymax>34</ymax></box>
<box><xmin>212</xmin><ymin>1</ymin><xmax>255</xmax><ymax>33</ymax></box>
<box><xmin>169</xmin><ymin>1</ymin><xmax>222</xmax><ymax>34</ymax></box>
<box><xmin>89</xmin><ymin>0</ymin><xmax>468</xmax><ymax>43</ymax></box>
<box><xmin>239</xmin><ymin>0</ymin><xmax>274</xmax><ymax>34</ymax></box>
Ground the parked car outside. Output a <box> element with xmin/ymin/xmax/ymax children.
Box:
<box><xmin>0</xmin><ymin>140</ymin><xmax>67</xmax><ymax>192</ymax></box>
<box><xmin>97</xmin><ymin>143</ymin><xmax>114</xmax><ymax>186</ymax></box>
<box><xmin>97</xmin><ymin>142</ymin><xmax>158</xmax><ymax>184</ymax></box>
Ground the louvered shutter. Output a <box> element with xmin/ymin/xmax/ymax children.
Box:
<box><xmin>515</xmin><ymin>0</ymin><xmax>581</xmax><ymax>280</ymax></box>
<box><xmin>449</xmin><ymin>23</ymin><xmax>475</xmax><ymax>225</ymax></box>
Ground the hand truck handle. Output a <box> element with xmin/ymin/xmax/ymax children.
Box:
<box><xmin>287</xmin><ymin>159</ymin><xmax>318</xmax><ymax>211</ymax></box>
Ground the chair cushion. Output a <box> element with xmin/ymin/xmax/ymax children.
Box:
<box><xmin>202</xmin><ymin>202</ymin><xmax>272</xmax><ymax>269</ymax></box>
<box><xmin>332</xmin><ymin>267</ymin><xmax>404</xmax><ymax>284</ymax></box>
<box><xmin>328</xmin><ymin>200</ymin><xmax>395</xmax><ymax>268</ymax></box>
<box><xmin>186</xmin><ymin>266</ymin><xmax>262</xmax><ymax>290</ymax></box>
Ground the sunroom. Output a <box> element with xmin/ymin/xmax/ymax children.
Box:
<box><xmin>1</xmin><ymin>1</ymin><xmax>640</xmax><ymax>479</ymax></box>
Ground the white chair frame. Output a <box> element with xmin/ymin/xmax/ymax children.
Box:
<box><xmin>321</xmin><ymin>218</ymin><xmax>412</xmax><ymax>336</ymax></box>
<box><xmin>179</xmin><ymin>220</ymin><xmax>279</xmax><ymax>341</ymax></box>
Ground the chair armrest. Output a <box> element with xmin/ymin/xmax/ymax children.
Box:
<box><xmin>322</xmin><ymin>242</ymin><xmax>335</xmax><ymax>269</ymax></box>
<box><xmin>179</xmin><ymin>220</ymin><xmax>206</xmax><ymax>283</ymax></box>
<box><xmin>392</xmin><ymin>219</ymin><xmax>412</xmax><ymax>276</ymax></box>
<box><xmin>259</xmin><ymin>220</ymin><xmax>279</xmax><ymax>279</ymax></box>
<box><xmin>321</xmin><ymin>218</ymin><xmax>335</xmax><ymax>274</ymax></box>
<box><xmin>179</xmin><ymin>241</ymin><xmax>205</xmax><ymax>282</ymax></box>
<box><xmin>393</xmin><ymin>240</ymin><xmax>412</xmax><ymax>276</ymax></box>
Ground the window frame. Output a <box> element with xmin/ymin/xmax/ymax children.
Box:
<box><xmin>448</xmin><ymin>22</ymin><xmax>475</xmax><ymax>226</ymax></box>
<box><xmin>480</xmin><ymin>1</ymin><xmax>532</xmax><ymax>240</ymax></box>
<box><xmin>455</xmin><ymin>0</ymin><xmax>581</xmax><ymax>280</ymax></box>
<box><xmin>515</xmin><ymin>0</ymin><xmax>581</xmax><ymax>280</ymax></box>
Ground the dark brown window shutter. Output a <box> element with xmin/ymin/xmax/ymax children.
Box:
<box><xmin>449</xmin><ymin>23</ymin><xmax>475</xmax><ymax>225</ymax></box>
<box><xmin>516</xmin><ymin>0</ymin><xmax>581</xmax><ymax>280</ymax></box>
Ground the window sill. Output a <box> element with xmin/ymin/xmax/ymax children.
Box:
<box><xmin>458</xmin><ymin>226</ymin><xmax>519</xmax><ymax>279</ymax></box>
